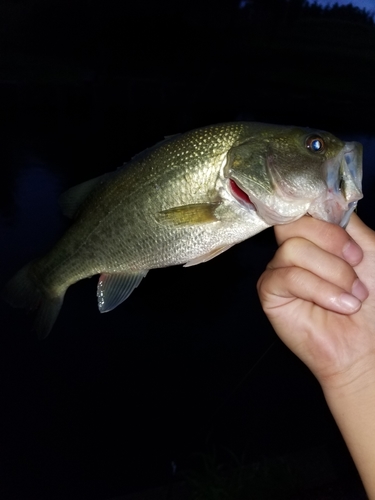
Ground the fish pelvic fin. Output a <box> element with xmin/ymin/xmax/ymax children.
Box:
<box><xmin>156</xmin><ymin>203</ymin><xmax>220</xmax><ymax>227</ymax></box>
<box><xmin>97</xmin><ymin>270</ymin><xmax>148</xmax><ymax>313</ymax></box>
<box><xmin>1</xmin><ymin>262</ymin><xmax>65</xmax><ymax>340</ymax></box>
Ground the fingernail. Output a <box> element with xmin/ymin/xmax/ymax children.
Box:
<box><xmin>342</xmin><ymin>240</ymin><xmax>362</xmax><ymax>265</ymax></box>
<box><xmin>351</xmin><ymin>278</ymin><xmax>369</xmax><ymax>302</ymax></box>
<box><xmin>338</xmin><ymin>293</ymin><xmax>361</xmax><ymax>312</ymax></box>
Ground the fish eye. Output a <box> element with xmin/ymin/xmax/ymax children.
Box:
<box><xmin>305</xmin><ymin>135</ymin><xmax>325</xmax><ymax>153</ymax></box>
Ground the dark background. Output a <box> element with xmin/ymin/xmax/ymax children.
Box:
<box><xmin>1</xmin><ymin>1</ymin><xmax>375</xmax><ymax>499</ymax></box>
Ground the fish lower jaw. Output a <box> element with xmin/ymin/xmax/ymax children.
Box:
<box><xmin>307</xmin><ymin>201</ymin><xmax>357</xmax><ymax>228</ymax></box>
<box><xmin>307</xmin><ymin>192</ymin><xmax>356</xmax><ymax>226</ymax></box>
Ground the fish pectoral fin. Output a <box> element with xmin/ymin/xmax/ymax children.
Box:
<box><xmin>156</xmin><ymin>203</ymin><xmax>220</xmax><ymax>226</ymax></box>
<box><xmin>97</xmin><ymin>270</ymin><xmax>148</xmax><ymax>313</ymax></box>
<box><xmin>183</xmin><ymin>244</ymin><xmax>235</xmax><ymax>267</ymax></box>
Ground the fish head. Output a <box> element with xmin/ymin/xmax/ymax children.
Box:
<box><xmin>225</xmin><ymin>125</ymin><xmax>363</xmax><ymax>228</ymax></box>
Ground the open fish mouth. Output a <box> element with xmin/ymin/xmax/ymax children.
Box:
<box><xmin>307</xmin><ymin>141</ymin><xmax>363</xmax><ymax>228</ymax></box>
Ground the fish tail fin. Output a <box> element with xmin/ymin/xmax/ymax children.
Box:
<box><xmin>2</xmin><ymin>262</ymin><xmax>64</xmax><ymax>339</ymax></box>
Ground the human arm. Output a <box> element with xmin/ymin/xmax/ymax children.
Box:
<box><xmin>257</xmin><ymin>214</ymin><xmax>375</xmax><ymax>498</ymax></box>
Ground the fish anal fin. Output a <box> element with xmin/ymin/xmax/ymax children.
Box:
<box><xmin>183</xmin><ymin>244</ymin><xmax>234</xmax><ymax>267</ymax></box>
<box><xmin>97</xmin><ymin>270</ymin><xmax>148</xmax><ymax>313</ymax></box>
<box><xmin>156</xmin><ymin>203</ymin><xmax>220</xmax><ymax>227</ymax></box>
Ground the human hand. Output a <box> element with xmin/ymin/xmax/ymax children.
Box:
<box><xmin>257</xmin><ymin>214</ymin><xmax>375</xmax><ymax>391</ymax></box>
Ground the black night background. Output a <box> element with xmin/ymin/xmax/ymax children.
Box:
<box><xmin>1</xmin><ymin>1</ymin><xmax>375</xmax><ymax>499</ymax></box>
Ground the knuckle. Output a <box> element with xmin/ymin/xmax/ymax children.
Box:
<box><xmin>282</xmin><ymin>266</ymin><xmax>303</xmax><ymax>286</ymax></box>
<box><xmin>277</xmin><ymin>237</ymin><xmax>307</xmax><ymax>265</ymax></box>
<box><xmin>256</xmin><ymin>271</ymin><xmax>267</xmax><ymax>296</ymax></box>
<box><xmin>316</xmin><ymin>221</ymin><xmax>347</xmax><ymax>249</ymax></box>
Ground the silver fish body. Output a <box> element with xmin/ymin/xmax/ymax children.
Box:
<box><xmin>2</xmin><ymin>122</ymin><xmax>363</xmax><ymax>337</ymax></box>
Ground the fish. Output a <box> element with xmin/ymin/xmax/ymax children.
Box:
<box><xmin>2</xmin><ymin>122</ymin><xmax>363</xmax><ymax>338</ymax></box>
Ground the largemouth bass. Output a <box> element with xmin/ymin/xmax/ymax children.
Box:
<box><xmin>2</xmin><ymin>122</ymin><xmax>363</xmax><ymax>338</ymax></box>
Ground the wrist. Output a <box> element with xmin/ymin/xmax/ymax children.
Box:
<box><xmin>319</xmin><ymin>355</ymin><xmax>375</xmax><ymax>499</ymax></box>
<box><xmin>319</xmin><ymin>353</ymin><xmax>375</xmax><ymax>400</ymax></box>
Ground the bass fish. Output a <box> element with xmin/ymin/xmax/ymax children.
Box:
<box><xmin>2</xmin><ymin>122</ymin><xmax>363</xmax><ymax>338</ymax></box>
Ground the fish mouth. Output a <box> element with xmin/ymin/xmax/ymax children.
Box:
<box><xmin>307</xmin><ymin>142</ymin><xmax>363</xmax><ymax>227</ymax></box>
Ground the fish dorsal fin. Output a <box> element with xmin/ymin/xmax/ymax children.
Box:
<box><xmin>183</xmin><ymin>244</ymin><xmax>234</xmax><ymax>267</ymax></box>
<box><xmin>59</xmin><ymin>172</ymin><xmax>112</xmax><ymax>218</ymax></box>
<box><xmin>164</xmin><ymin>133</ymin><xmax>179</xmax><ymax>140</ymax></box>
<box><xmin>131</xmin><ymin>134</ymin><xmax>181</xmax><ymax>162</ymax></box>
<box><xmin>97</xmin><ymin>271</ymin><xmax>148</xmax><ymax>313</ymax></box>
<box><xmin>156</xmin><ymin>203</ymin><xmax>220</xmax><ymax>226</ymax></box>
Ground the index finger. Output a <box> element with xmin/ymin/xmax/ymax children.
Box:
<box><xmin>274</xmin><ymin>216</ymin><xmax>363</xmax><ymax>267</ymax></box>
